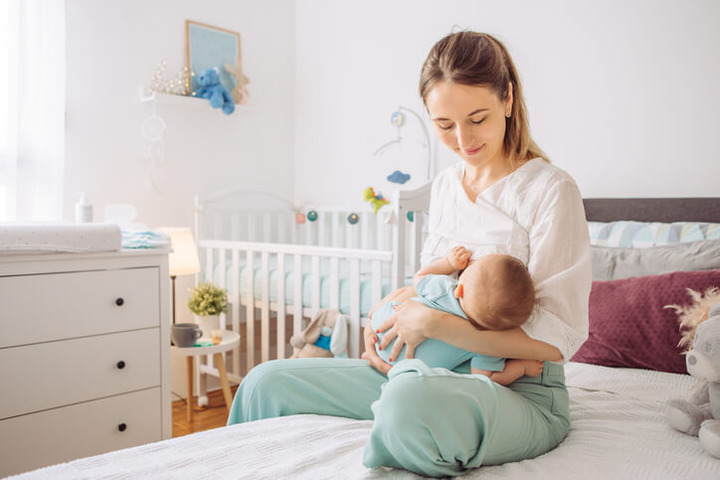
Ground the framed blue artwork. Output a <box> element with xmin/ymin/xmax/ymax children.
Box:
<box><xmin>185</xmin><ymin>20</ymin><xmax>250</xmax><ymax>105</ymax></box>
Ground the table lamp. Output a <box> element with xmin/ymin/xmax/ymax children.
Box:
<box><xmin>157</xmin><ymin>227</ymin><xmax>201</xmax><ymax>324</ymax></box>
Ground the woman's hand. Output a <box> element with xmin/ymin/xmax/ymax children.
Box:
<box><xmin>377</xmin><ymin>300</ymin><xmax>432</xmax><ymax>363</ymax></box>
<box><xmin>361</xmin><ymin>324</ymin><xmax>392</xmax><ymax>375</ymax></box>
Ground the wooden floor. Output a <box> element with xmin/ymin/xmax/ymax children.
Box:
<box><xmin>172</xmin><ymin>385</ymin><xmax>239</xmax><ymax>438</ymax></box>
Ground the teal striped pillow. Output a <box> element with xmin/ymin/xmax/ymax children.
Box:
<box><xmin>588</xmin><ymin>221</ymin><xmax>720</xmax><ymax>248</ymax></box>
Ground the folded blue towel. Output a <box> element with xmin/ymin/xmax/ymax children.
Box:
<box><xmin>121</xmin><ymin>230</ymin><xmax>171</xmax><ymax>249</ymax></box>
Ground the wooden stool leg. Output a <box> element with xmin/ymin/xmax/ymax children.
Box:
<box><xmin>214</xmin><ymin>352</ymin><xmax>233</xmax><ymax>412</ymax></box>
<box><xmin>186</xmin><ymin>356</ymin><xmax>194</xmax><ymax>422</ymax></box>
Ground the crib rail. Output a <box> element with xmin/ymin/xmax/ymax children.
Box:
<box><xmin>199</xmin><ymin>239</ymin><xmax>393</xmax><ymax>377</ymax></box>
<box><xmin>195</xmin><ymin>191</ymin><xmax>395</xmax><ymax>250</ymax></box>
<box><xmin>391</xmin><ymin>182</ymin><xmax>432</xmax><ymax>287</ymax></box>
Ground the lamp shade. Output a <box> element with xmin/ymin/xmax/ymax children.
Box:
<box><xmin>157</xmin><ymin>227</ymin><xmax>201</xmax><ymax>276</ymax></box>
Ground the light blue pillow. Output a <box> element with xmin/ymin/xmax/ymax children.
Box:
<box><xmin>588</xmin><ymin>221</ymin><xmax>720</xmax><ymax>248</ymax></box>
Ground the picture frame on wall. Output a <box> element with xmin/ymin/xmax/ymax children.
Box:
<box><xmin>185</xmin><ymin>20</ymin><xmax>250</xmax><ymax>105</ymax></box>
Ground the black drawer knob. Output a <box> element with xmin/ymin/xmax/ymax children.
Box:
<box><xmin>115</xmin><ymin>297</ymin><xmax>125</xmax><ymax>306</ymax></box>
<box><xmin>118</xmin><ymin>423</ymin><xmax>127</xmax><ymax>432</ymax></box>
<box><xmin>116</xmin><ymin>360</ymin><xmax>126</xmax><ymax>370</ymax></box>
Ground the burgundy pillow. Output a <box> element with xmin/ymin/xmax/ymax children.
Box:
<box><xmin>571</xmin><ymin>269</ymin><xmax>720</xmax><ymax>373</ymax></box>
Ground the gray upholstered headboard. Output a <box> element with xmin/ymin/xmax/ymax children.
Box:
<box><xmin>583</xmin><ymin>198</ymin><xmax>720</xmax><ymax>223</ymax></box>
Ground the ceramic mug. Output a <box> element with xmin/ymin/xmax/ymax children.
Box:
<box><xmin>171</xmin><ymin>323</ymin><xmax>203</xmax><ymax>347</ymax></box>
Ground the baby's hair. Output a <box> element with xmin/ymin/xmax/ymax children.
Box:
<box><xmin>464</xmin><ymin>254</ymin><xmax>535</xmax><ymax>330</ymax></box>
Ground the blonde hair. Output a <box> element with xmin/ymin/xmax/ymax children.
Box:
<box><xmin>461</xmin><ymin>254</ymin><xmax>535</xmax><ymax>331</ymax></box>
<box><xmin>419</xmin><ymin>31</ymin><xmax>549</xmax><ymax>167</ymax></box>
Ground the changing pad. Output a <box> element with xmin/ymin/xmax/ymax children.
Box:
<box><xmin>0</xmin><ymin>223</ymin><xmax>122</xmax><ymax>254</ymax></box>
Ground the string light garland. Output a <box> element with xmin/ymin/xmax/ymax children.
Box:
<box><xmin>147</xmin><ymin>60</ymin><xmax>194</xmax><ymax>96</ymax></box>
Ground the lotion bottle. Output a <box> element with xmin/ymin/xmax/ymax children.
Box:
<box><xmin>75</xmin><ymin>192</ymin><xmax>93</xmax><ymax>223</ymax></box>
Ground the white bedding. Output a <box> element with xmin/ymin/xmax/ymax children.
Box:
<box><xmin>12</xmin><ymin>363</ymin><xmax>720</xmax><ymax>479</ymax></box>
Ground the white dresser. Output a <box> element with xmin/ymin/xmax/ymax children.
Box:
<box><xmin>0</xmin><ymin>250</ymin><xmax>171</xmax><ymax>477</ymax></box>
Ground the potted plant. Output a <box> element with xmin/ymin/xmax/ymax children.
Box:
<box><xmin>187</xmin><ymin>282</ymin><xmax>228</xmax><ymax>339</ymax></box>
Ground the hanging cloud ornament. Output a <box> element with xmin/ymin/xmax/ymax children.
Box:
<box><xmin>387</xmin><ymin>170</ymin><xmax>411</xmax><ymax>184</ymax></box>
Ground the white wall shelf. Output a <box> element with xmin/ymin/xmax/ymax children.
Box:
<box><xmin>139</xmin><ymin>87</ymin><xmax>250</xmax><ymax>114</ymax></box>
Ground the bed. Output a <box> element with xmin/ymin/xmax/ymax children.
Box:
<box><xmin>11</xmin><ymin>196</ymin><xmax>720</xmax><ymax>479</ymax></box>
<box><xmin>11</xmin><ymin>364</ymin><xmax>716</xmax><ymax>479</ymax></box>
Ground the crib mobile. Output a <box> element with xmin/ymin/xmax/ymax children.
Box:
<box><xmin>374</xmin><ymin>106</ymin><xmax>433</xmax><ymax>184</ymax></box>
<box><xmin>291</xmin><ymin>107</ymin><xmax>429</xmax><ymax>228</ymax></box>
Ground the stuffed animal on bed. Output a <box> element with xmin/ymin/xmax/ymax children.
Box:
<box><xmin>290</xmin><ymin>309</ymin><xmax>348</xmax><ymax>358</ymax></box>
<box><xmin>666</xmin><ymin>303</ymin><xmax>720</xmax><ymax>459</ymax></box>
<box><xmin>667</xmin><ymin>287</ymin><xmax>720</xmax><ymax>353</ymax></box>
<box><xmin>194</xmin><ymin>67</ymin><xmax>235</xmax><ymax>115</ymax></box>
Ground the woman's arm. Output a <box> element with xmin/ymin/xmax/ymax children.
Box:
<box><xmin>521</xmin><ymin>178</ymin><xmax>592</xmax><ymax>361</ymax></box>
<box><xmin>377</xmin><ymin>301</ymin><xmax>563</xmax><ymax>363</ymax></box>
<box><xmin>367</xmin><ymin>285</ymin><xmax>415</xmax><ymax>319</ymax></box>
<box><xmin>428</xmin><ymin>312</ymin><xmax>563</xmax><ymax>361</ymax></box>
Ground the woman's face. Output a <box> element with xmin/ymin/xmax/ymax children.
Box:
<box><xmin>425</xmin><ymin>81</ymin><xmax>512</xmax><ymax>168</ymax></box>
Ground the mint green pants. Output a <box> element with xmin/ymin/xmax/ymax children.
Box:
<box><xmin>227</xmin><ymin>358</ymin><xmax>569</xmax><ymax>477</ymax></box>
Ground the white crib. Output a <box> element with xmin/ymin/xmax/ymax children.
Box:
<box><xmin>192</xmin><ymin>183</ymin><xmax>432</xmax><ymax>391</ymax></box>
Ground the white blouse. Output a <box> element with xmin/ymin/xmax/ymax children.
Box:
<box><xmin>421</xmin><ymin>158</ymin><xmax>592</xmax><ymax>362</ymax></box>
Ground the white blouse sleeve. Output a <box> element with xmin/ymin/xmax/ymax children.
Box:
<box><xmin>521</xmin><ymin>178</ymin><xmax>591</xmax><ymax>363</ymax></box>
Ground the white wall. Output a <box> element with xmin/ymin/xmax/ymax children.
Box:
<box><xmin>65</xmin><ymin>0</ymin><xmax>296</xmax><ymax>398</ymax></box>
<box><xmin>65</xmin><ymin>0</ymin><xmax>296</xmax><ymax>231</ymax></box>
<box><xmin>294</xmin><ymin>0</ymin><xmax>720</xmax><ymax>206</ymax></box>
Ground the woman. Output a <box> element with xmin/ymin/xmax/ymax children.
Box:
<box><xmin>227</xmin><ymin>31</ymin><xmax>591</xmax><ymax>477</ymax></box>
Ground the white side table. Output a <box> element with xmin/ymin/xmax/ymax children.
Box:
<box><xmin>171</xmin><ymin>330</ymin><xmax>240</xmax><ymax>422</ymax></box>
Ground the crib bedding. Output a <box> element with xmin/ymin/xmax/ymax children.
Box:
<box><xmin>215</xmin><ymin>258</ymin><xmax>396</xmax><ymax>317</ymax></box>
<box><xmin>13</xmin><ymin>362</ymin><xmax>720</xmax><ymax>480</ymax></box>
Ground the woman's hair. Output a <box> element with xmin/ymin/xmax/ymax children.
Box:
<box><xmin>419</xmin><ymin>31</ymin><xmax>548</xmax><ymax>166</ymax></box>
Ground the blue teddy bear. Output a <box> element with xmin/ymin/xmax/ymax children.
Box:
<box><xmin>194</xmin><ymin>68</ymin><xmax>235</xmax><ymax>115</ymax></box>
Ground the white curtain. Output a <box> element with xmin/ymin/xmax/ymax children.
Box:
<box><xmin>0</xmin><ymin>0</ymin><xmax>65</xmax><ymax>222</ymax></box>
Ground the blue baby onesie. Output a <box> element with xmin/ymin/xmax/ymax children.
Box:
<box><xmin>371</xmin><ymin>275</ymin><xmax>505</xmax><ymax>372</ymax></box>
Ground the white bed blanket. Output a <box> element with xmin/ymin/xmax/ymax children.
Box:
<box><xmin>12</xmin><ymin>363</ymin><xmax>720</xmax><ymax>479</ymax></box>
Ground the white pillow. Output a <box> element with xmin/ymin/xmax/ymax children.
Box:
<box><xmin>591</xmin><ymin>240</ymin><xmax>720</xmax><ymax>281</ymax></box>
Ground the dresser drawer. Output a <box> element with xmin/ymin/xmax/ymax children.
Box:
<box><xmin>0</xmin><ymin>329</ymin><xmax>160</xmax><ymax>420</ymax></box>
<box><xmin>0</xmin><ymin>267</ymin><xmax>159</xmax><ymax>348</ymax></box>
<box><xmin>0</xmin><ymin>387</ymin><xmax>162</xmax><ymax>477</ymax></box>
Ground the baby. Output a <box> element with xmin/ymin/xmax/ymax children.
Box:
<box><xmin>370</xmin><ymin>246</ymin><xmax>543</xmax><ymax>385</ymax></box>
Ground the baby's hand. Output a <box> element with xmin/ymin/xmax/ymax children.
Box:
<box><xmin>524</xmin><ymin>360</ymin><xmax>545</xmax><ymax>378</ymax></box>
<box><xmin>447</xmin><ymin>246</ymin><xmax>471</xmax><ymax>270</ymax></box>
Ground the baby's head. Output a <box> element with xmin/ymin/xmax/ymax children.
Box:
<box><xmin>455</xmin><ymin>253</ymin><xmax>535</xmax><ymax>330</ymax></box>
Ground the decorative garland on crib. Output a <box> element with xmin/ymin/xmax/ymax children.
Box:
<box><xmin>295</xmin><ymin>187</ymin><xmax>414</xmax><ymax>225</ymax></box>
